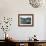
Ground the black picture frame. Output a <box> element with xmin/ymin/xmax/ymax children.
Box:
<box><xmin>18</xmin><ymin>14</ymin><xmax>34</xmax><ymax>27</ymax></box>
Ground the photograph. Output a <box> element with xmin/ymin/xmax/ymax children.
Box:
<box><xmin>18</xmin><ymin>14</ymin><xmax>34</xmax><ymax>26</ymax></box>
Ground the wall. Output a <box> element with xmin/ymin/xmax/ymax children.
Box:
<box><xmin>0</xmin><ymin>0</ymin><xmax>46</xmax><ymax>40</ymax></box>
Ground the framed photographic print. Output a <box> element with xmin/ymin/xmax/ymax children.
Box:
<box><xmin>18</xmin><ymin>14</ymin><xmax>34</xmax><ymax>26</ymax></box>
